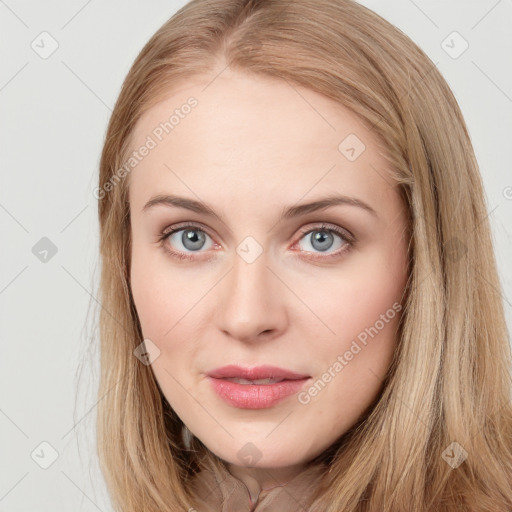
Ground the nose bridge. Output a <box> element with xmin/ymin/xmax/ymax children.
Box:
<box><xmin>216</xmin><ymin>246</ymin><xmax>286</xmax><ymax>341</ymax></box>
<box><xmin>227</xmin><ymin>248</ymin><xmax>272</xmax><ymax>316</ymax></box>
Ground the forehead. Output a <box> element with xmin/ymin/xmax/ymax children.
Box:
<box><xmin>127</xmin><ymin>68</ymin><xmax>394</xmax><ymax>212</ymax></box>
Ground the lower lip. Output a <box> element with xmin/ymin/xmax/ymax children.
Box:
<box><xmin>207</xmin><ymin>376</ymin><xmax>310</xmax><ymax>409</ymax></box>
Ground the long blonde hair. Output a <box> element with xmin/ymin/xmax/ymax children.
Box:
<box><xmin>95</xmin><ymin>0</ymin><xmax>512</xmax><ymax>510</ymax></box>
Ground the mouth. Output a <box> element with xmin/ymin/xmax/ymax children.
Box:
<box><xmin>206</xmin><ymin>365</ymin><xmax>311</xmax><ymax>409</ymax></box>
<box><xmin>207</xmin><ymin>364</ymin><xmax>310</xmax><ymax>381</ymax></box>
<box><xmin>221</xmin><ymin>377</ymin><xmax>291</xmax><ymax>385</ymax></box>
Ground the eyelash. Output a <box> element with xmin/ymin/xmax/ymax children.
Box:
<box><xmin>157</xmin><ymin>222</ymin><xmax>355</xmax><ymax>262</ymax></box>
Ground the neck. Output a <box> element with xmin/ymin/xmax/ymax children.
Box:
<box><xmin>225</xmin><ymin>461</ymin><xmax>308</xmax><ymax>502</ymax></box>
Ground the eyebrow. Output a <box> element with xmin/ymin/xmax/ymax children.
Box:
<box><xmin>141</xmin><ymin>193</ymin><xmax>378</xmax><ymax>220</ymax></box>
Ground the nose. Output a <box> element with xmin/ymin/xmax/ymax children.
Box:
<box><xmin>215</xmin><ymin>249</ymin><xmax>288</xmax><ymax>344</ymax></box>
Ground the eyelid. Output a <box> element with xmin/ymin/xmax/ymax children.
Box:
<box><xmin>160</xmin><ymin>221</ymin><xmax>218</xmax><ymax>243</ymax></box>
<box><xmin>294</xmin><ymin>222</ymin><xmax>355</xmax><ymax>244</ymax></box>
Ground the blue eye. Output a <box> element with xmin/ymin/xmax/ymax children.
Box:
<box><xmin>297</xmin><ymin>228</ymin><xmax>348</xmax><ymax>253</ymax></box>
<box><xmin>291</xmin><ymin>223</ymin><xmax>354</xmax><ymax>261</ymax></box>
<box><xmin>159</xmin><ymin>222</ymin><xmax>354</xmax><ymax>261</ymax></box>
<box><xmin>165</xmin><ymin>227</ymin><xmax>214</xmax><ymax>252</ymax></box>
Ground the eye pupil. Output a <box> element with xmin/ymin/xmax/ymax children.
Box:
<box><xmin>182</xmin><ymin>229</ymin><xmax>206</xmax><ymax>250</ymax></box>
<box><xmin>311</xmin><ymin>230</ymin><xmax>334</xmax><ymax>252</ymax></box>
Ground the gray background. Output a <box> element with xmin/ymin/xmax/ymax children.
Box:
<box><xmin>1</xmin><ymin>1</ymin><xmax>511</xmax><ymax>510</ymax></box>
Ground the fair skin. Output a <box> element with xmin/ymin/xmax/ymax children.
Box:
<box><xmin>128</xmin><ymin>66</ymin><xmax>409</xmax><ymax>501</ymax></box>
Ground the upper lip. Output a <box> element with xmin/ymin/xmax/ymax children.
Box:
<box><xmin>207</xmin><ymin>365</ymin><xmax>310</xmax><ymax>381</ymax></box>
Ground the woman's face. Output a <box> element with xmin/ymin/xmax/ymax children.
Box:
<box><xmin>128</xmin><ymin>68</ymin><xmax>409</xmax><ymax>473</ymax></box>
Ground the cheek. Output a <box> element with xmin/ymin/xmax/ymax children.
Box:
<box><xmin>297</xmin><ymin>246</ymin><xmax>406</xmax><ymax>346</ymax></box>
<box><xmin>130</xmin><ymin>246</ymin><xmax>212</xmax><ymax>358</ymax></box>
<box><xmin>130</xmin><ymin>245</ymin><xmax>176</xmax><ymax>338</ymax></box>
<box><xmin>130</xmin><ymin>256</ymin><xmax>198</xmax><ymax>401</ymax></box>
<box><xmin>294</xmin><ymin>248</ymin><xmax>405</xmax><ymax>415</ymax></box>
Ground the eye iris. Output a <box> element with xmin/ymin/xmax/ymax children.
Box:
<box><xmin>182</xmin><ymin>229</ymin><xmax>206</xmax><ymax>250</ymax></box>
<box><xmin>174</xmin><ymin>228</ymin><xmax>339</xmax><ymax>253</ymax></box>
<box><xmin>311</xmin><ymin>230</ymin><xmax>334</xmax><ymax>252</ymax></box>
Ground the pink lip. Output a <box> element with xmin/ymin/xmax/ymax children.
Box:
<box><xmin>207</xmin><ymin>364</ymin><xmax>309</xmax><ymax>381</ymax></box>
<box><xmin>206</xmin><ymin>365</ymin><xmax>311</xmax><ymax>409</ymax></box>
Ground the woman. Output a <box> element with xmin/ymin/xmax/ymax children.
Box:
<box><xmin>95</xmin><ymin>0</ymin><xmax>512</xmax><ymax>510</ymax></box>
